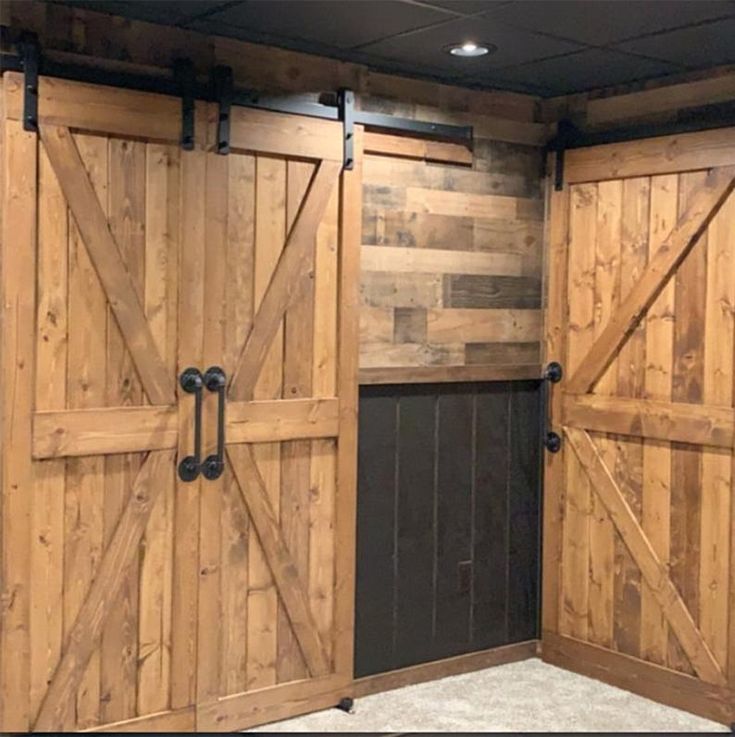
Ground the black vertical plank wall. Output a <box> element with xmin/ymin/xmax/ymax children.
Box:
<box><xmin>355</xmin><ymin>381</ymin><xmax>542</xmax><ymax>678</ymax></box>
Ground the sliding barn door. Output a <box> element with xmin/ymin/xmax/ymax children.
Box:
<box><xmin>543</xmin><ymin>128</ymin><xmax>735</xmax><ymax>725</ymax></box>
<box><xmin>193</xmin><ymin>101</ymin><xmax>361</xmax><ymax>730</ymax></box>
<box><xmin>0</xmin><ymin>71</ymin><xmax>360</xmax><ymax>733</ymax></box>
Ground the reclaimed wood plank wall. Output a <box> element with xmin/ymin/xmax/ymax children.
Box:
<box><xmin>359</xmin><ymin>114</ymin><xmax>545</xmax><ymax>381</ymax></box>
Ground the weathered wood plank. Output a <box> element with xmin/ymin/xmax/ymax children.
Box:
<box><xmin>360</xmin><ymin>245</ymin><xmax>523</xmax><ymax>277</ymax></box>
<box><xmin>443</xmin><ymin>274</ymin><xmax>541</xmax><ymax>309</ymax></box>
<box><xmin>364</xmin><ymin>132</ymin><xmax>472</xmax><ymax>164</ymax></box>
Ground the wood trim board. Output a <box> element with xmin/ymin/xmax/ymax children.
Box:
<box><xmin>355</xmin><ymin>641</ymin><xmax>538</xmax><ymax>698</ymax></box>
<box><xmin>359</xmin><ymin>364</ymin><xmax>542</xmax><ymax>385</ymax></box>
<box><xmin>542</xmin><ymin>633</ymin><xmax>735</xmax><ymax>726</ymax></box>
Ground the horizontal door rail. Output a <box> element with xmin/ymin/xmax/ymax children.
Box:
<box><xmin>33</xmin><ymin>406</ymin><xmax>179</xmax><ymax>459</ymax></box>
<box><xmin>227</xmin><ymin>398</ymin><xmax>340</xmax><ymax>444</ymax></box>
<box><xmin>563</xmin><ymin>393</ymin><xmax>735</xmax><ymax>449</ymax></box>
<box><xmin>33</xmin><ymin>398</ymin><xmax>340</xmax><ymax>459</ymax></box>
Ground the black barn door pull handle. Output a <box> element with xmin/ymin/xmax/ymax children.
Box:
<box><xmin>543</xmin><ymin>361</ymin><xmax>563</xmax><ymax>454</ymax></box>
<box><xmin>202</xmin><ymin>366</ymin><xmax>226</xmax><ymax>481</ymax></box>
<box><xmin>178</xmin><ymin>367</ymin><xmax>203</xmax><ymax>481</ymax></box>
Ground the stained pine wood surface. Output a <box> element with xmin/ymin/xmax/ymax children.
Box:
<box><xmin>0</xmin><ymin>73</ymin><xmax>358</xmax><ymax>733</ymax></box>
<box><xmin>544</xmin><ymin>129</ymin><xmax>735</xmax><ymax>725</ymax></box>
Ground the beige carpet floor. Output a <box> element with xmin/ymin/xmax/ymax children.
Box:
<box><xmin>249</xmin><ymin>658</ymin><xmax>728</xmax><ymax>732</ymax></box>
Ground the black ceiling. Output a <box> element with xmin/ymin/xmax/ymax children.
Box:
<box><xmin>45</xmin><ymin>0</ymin><xmax>735</xmax><ymax>96</ymax></box>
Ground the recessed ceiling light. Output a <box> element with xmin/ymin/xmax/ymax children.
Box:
<box><xmin>446</xmin><ymin>41</ymin><xmax>494</xmax><ymax>57</ymax></box>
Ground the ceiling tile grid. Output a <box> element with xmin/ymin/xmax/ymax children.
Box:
<box><xmin>44</xmin><ymin>0</ymin><xmax>735</xmax><ymax>96</ymax></box>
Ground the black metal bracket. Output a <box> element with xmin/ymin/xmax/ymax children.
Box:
<box><xmin>212</xmin><ymin>65</ymin><xmax>233</xmax><ymax>155</ymax></box>
<box><xmin>542</xmin><ymin>361</ymin><xmax>563</xmax><ymax>454</ymax></box>
<box><xmin>338</xmin><ymin>88</ymin><xmax>355</xmax><ymax>170</ymax></box>
<box><xmin>546</xmin><ymin>119</ymin><xmax>580</xmax><ymax>191</ymax></box>
<box><xmin>336</xmin><ymin>697</ymin><xmax>355</xmax><ymax>714</ymax></box>
<box><xmin>178</xmin><ymin>367</ymin><xmax>204</xmax><ymax>482</ymax></box>
<box><xmin>202</xmin><ymin>366</ymin><xmax>226</xmax><ymax>481</ymax></box>
<box><xmin>20</xmin><ymin>32</ymin><xmax>39</xmax><ymax>133</ymax></box>
<box><xmin>174</xmin><ymin>58</ymin><xmax>196</xmax><ymax>151</ymax></box>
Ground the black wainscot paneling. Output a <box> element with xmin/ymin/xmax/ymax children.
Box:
<box><xmin>355</xmin><ymin>381</ymin><xmax>541</xmax><ymax>678</ymax></box>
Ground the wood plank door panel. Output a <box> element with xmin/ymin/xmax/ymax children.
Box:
<box><xmin>0</xmin><ymin>72</ymin><xmax>360</xmax><ymax>733</ymax></box>
<box><xmin>543</xmin><ymin>130</ymin><xmax>735</xmax><ymax>725</ymax></box>
<box><xmin>193</xmin><ymin>118</ymin><xmax>361</xmax><ymax>731</ymax></box>
<box><xmin>19</xmin><ymin>102</ymin><xmax>193</xmax><ymax>730</ymax></box>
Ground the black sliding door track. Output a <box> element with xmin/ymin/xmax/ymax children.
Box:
<box><xmin>0</xmin><ymin>27</ymin><xmax>473</xmax><ymax>155</ymax></box>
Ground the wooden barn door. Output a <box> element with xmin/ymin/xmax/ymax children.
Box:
<box><xmin>0</xmin><ymin>72</ymin><xmax>360</xmax><ymax>733</ymax></box>
<box><xmin>192</xmin><ymin>100</ymin><xmax>361</xmax><ymax>731</ymax></box>
<box><xmin>543</xmin><ymin>128</ymin><xmax>735</xmax><ymax>725</ymax></box>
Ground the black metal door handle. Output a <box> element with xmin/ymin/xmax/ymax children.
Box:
<box><xmin>178</xmin><ymin>367</ymin><xmax>203</xmax><ymax>481</ymax></box>
<box><xmin>542</xmin><ymin>361</ymin><xmax>563</xmax><ymax>454</ymax></box>
<box><xmin>202</xmin><ymin>366</ymin><xmax>226</xmax><ymax>481</ymax></box>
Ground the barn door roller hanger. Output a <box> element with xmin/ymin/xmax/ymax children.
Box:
<box><xmin>0</xmin><ymin>26</ymin><xmax>474</xmax><ymax>169</ymax></box>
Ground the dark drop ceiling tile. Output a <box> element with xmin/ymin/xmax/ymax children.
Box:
<box><xmin>359</xmin><ymin>13</ymin><xmax>583</xmax><ymax>70</ymax></box>
<box><xmin>491</xmin><ymin>47</ymin><xmax>682</xmax><ymax>95</ymax></box>
<box><xmin>483</xmin><ymin>0</ymin><xmax>735</xmax><ymax>45</ymax></box>
<box><xmin>49</xmin><ymin>0</ymin><xmax>231</xmax><ymax>25</ymax></box>
<box><xmin>188</xmin><ymin>0</ymin><xmax>451</xmax><ymax>49</ymax></box>
<box><xmin>417</xmin><ymin>0</ymin><xmax>511</xmax><ymax>14</ymax></box>
<box><xmin>616</xmin><ymin>17</ymin><xmax>735</xmax><ymax>68</ymax></box>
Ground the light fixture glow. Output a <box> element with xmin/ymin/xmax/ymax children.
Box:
<box><xmin>446</xmin><ymin>41</ymin><xmax>493</xmax><ymax>57</ymax></box>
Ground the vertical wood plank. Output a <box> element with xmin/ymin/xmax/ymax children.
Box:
<box><xmin>507</xmin><ymin>382</ymin><xmax>541</xmax><ymax>642</ymax></box>
<box><xmin>542</xmin><ymin>154</ymin><xmax>568</xmax><ymax>636</ymax></box>
<box><xmin>560</xmin><ymin>183</ymin><xmax>597</xmax><ymax>639</ymax></box>
<box><xmin>334</xmin><ymin>127</ymin><xmax>363</xmax><ymax>680</ymax></box>
<box><xmin>170</xmin><ymin>143</ymin><xmax>204</xmax><ymax>711</ymax></box>
<box><xmin>64</xmin><ymin>133</ymin><xmax>107</xmax><ymax>729</ymax></box>
<box><xmin>197</xmin><ymin>146</ymin><xmax>228</xmax><ymax>705</ymax></box>
<box><xmin>474</xmin><ymin>385</ymin><xmax>510</xmax><ymax>648</ymax></box>
<box><xmin>669</xmin><ymin>171</ymin><xmax>707</xmax><ymax>675</ymax></box>
<box><xmin>278</xmin><ymin>160</ymin><xmax>315</xmax><ymax>682</ymax></box>
<box><xmin>395</xmin><ymin>392</ymin><xmax>436</xmax><ymax>667</ymax></box>
<box><xmin>354</xmin><ymin>389</ymin><xmax>397</xmax><ymax>677</ymax></box>
<box><xmin>700</xmin><ymin>186</ymin><xmax>735</xmax><ymax>671</ymax></box>
<box><xmin>435</xmin><ymin>388</ymin><xmax>473</xmax><ymax>658</ymax></box>
<box><xmin>613</xmin><ymin>176</ymin><xmax>649</xmax><ymax>658</ymax></box>
<box><xmin>247</xmin><ymin>154</ymin><xmax>286</xmax><ymax>689</ymax></box>
<box><xmin>588</xmin><ymin>179</ymin><xmax>621</xmax><ymax>649</ymax></box>
<box><xmin>101</xmin><ymin>136</ymin><xmax>145</xmax><ymax>725</ymax></box>
<box><xmin>220</xmin><ymin>151</ymin><xmax>255</xmax><ymax>696</ymax></box>
<box><xmin>309</xmin><ymin>166</ymin><xmax>340</xmax><ymax>669</ymax></box>
<box><xmin>137</xmin><ymin>142</ymin><xmax>179</xmax><ymax>715</ymax></box>
<box><xmin>0</xmin><ymin>113</ymin><xmax>37</xmax><ymax>733</ymax></box>
<box><xmin>641</xmin><ymin>173</ymin><xmax>677</xmax><ymax>667</ymax></box>
<box><xmin>30</xmin><ymin>144</ymin><xmax>67</xmax><ymax>723</ymax></box>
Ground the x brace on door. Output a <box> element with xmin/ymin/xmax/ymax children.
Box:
<box><xmin>0</xmin><ymin>27</ymin><xmax>474</xmax><ymax>169</ymax></box>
